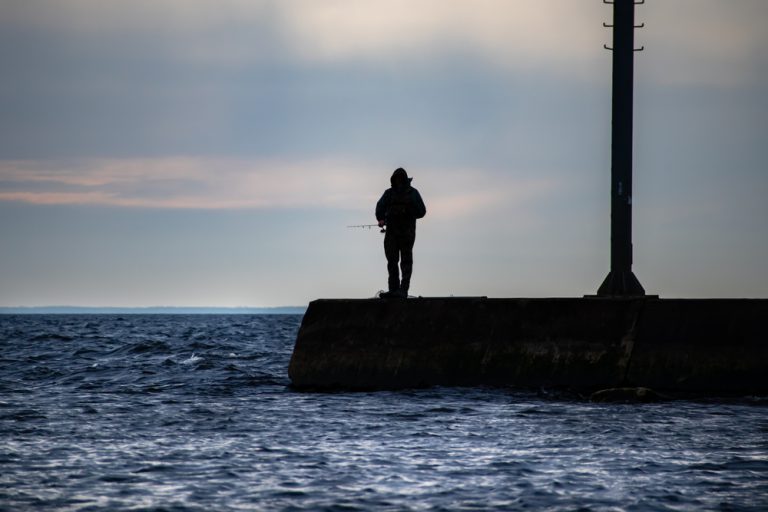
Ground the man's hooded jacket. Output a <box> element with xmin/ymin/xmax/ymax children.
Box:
<box><xmin>375</xmin><ymin>168</ymin><xmax>427</xmax><ymax>230</ymax></box>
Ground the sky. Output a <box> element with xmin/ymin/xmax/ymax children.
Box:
<box><xmin>0</xmin><ymin>0</ymin><xmax>766</xmax><ymax>307</ymax></box>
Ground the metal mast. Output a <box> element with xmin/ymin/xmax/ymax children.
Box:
<box><xmin>597</xmin><ymin>0</ymin><xmax>646</xmax><ymax>296</ymax></box>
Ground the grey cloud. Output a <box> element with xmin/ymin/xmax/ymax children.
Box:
<box><xmin>0</xmin><ymin>0</ymin><xmax>609</xmax><ymax>168</ymax></box>
<box><xmin>0</xmin><ymin>24</ymin><xmax>612</xmax><ymax>176</ymax></box>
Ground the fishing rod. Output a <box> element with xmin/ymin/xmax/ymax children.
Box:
<box><xmin>347</xmin><ymin>224</ymin><xmax>386</xmax><ymax>233</ymax></box>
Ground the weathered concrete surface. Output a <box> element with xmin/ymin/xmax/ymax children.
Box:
<box><xmin>288</xmin><ymin>298</ymin><xmax>768</xmax><ymax>392</ymax></box>
<box><xmin>628</xmin><ymin>299</ymin><xmax>768</xmax><ymax>392</ymax></box>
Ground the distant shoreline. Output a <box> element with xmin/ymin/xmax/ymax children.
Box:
<box><xmin>0</xmin><ymin>306</ymin><xmax>307</xmax><ymax>315</ymax></box>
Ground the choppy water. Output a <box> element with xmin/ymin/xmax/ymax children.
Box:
<box><xmin>1</xmin><ymin>314</ymin><xmax>766</xmax><ymax>511</ymax></box>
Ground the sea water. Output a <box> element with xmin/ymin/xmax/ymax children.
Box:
<box><xmin>1</xmin><ymin>314</ymin><xmax>766</xmax><ymax>511</ymax></box>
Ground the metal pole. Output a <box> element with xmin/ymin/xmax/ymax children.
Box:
<box><xmin>597</xmin><ymin>0</ymin><xmax>646</xmax><ymax>296</ymax></box>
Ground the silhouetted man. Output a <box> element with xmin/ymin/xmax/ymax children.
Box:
<box><xmin>375</xmin><ymin>167</ymin><xmax>426</xmax><ymax>298</ymax></box>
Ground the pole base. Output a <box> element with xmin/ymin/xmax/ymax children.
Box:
<box><xmin>596</xmin><ymin>270</ymin><xmax>646</xmax><ymax>297</ymax></box>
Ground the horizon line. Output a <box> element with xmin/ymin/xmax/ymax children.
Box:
<box><xmin>0</xmin><ymin>305</ymin><xmax>307</xmax><ymax>314</ymax></box>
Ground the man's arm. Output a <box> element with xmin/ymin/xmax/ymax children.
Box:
<box><xmin>375</xmin><ymin>190</ymin><xmax>390</xmax><ymax>223</ymax></box>
<box><xmin>411</xmin><ymin>188</ymin><xmax>426</xmax><ymax>219</ymax></box>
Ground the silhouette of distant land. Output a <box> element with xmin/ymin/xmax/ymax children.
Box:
<box><xmin>0</xmin><ymin>306</ymin><xmax>306</xmax><ymax>315</ymax></box>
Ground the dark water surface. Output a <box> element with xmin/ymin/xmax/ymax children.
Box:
<box><xmin>1</xmin><ymin>315</ymin><xmax>766</xmax><ymax>511</ymax></box>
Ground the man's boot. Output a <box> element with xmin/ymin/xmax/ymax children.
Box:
<box><xmin>398</xmin><ymin>277</ymin><xmax>409</xmax><ymax>298</ymax></box>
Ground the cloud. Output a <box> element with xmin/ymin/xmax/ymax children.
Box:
<box><xmin>0</xmin><ymin>158</ymin><xmax>556</xmax><ymax>216</ymax></box>
<box><xmin>276</xmin><ymin>0</ymin><xmax>768</xmax><ymax>87</ymax></box>
<box><xmin>0</xmin><ymin>0</ymin><xmax>604</xmax><ymax>66</ymax></box>
<box><xmin>2</xmin><ymin>0</ymin><xmax>766</xmax><ymax>163</ymax></box>
<box><xmin>0</xmin><ymin>157</ymin><xmax>368</xmax><ymax>209</ymax></box>
<box><xmin>5</xmin><ymin>0</ymin><xmax>764</xmax><ymax>85</ymax></box>
<box><xmin>275</xmin><ymin>0</ymin><xmax>605</xmax><ymax>70</ymax></box>
<box><xmin>638</xmin><ymin>0</ymin><xmax>768</xmax><ymax>87</ymax></box>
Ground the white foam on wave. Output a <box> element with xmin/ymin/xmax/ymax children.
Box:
<box><xmin>180</xmin><ymin>353</ymin><xmax>202</xmax><ymax>365</ymax></box>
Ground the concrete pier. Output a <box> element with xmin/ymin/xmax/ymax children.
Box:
<box><xmin>288</xmin><ymin>298</ymin><xmax>768</xmax><ymax>392</ymax></box>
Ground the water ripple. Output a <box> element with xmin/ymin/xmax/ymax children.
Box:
<box><xmin>0</xmin><ymin>314</ymin><xmax>766</xmax><ymax>511</ymax></box>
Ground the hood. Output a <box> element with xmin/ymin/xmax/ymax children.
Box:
<box><xmin>390</xmin><ymin>167</ymin><xmax>412</xmax><ymax>188</ymax></box>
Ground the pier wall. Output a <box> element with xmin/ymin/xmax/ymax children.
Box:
<box><xmin>288</xmin><ymin>298</ymin><xmax>768</xmax><ymax>392</ymax></box>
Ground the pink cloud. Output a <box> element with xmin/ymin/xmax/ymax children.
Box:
<box><xmin>0</xmin><ymin>157</ymin><xmax>560</xmax><ymax>217</ymax></box>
